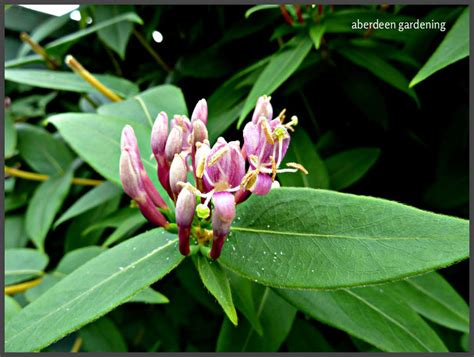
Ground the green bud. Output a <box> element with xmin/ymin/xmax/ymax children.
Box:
<box><xmin>196</xmin><ymin>203</ymin><xmax>210</xmax><ymax>219</ymax></box>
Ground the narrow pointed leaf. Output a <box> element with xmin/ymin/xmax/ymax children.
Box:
<box><xmin>128</xmin><ymin>288</ymin><xmax>169</xmax><ymax>304</ymax></box>
<box><xmin>5</xmin><ymin>296</ymin><xmax>22</xmax><ymax>324</ymax></box>
<box><xmin>5</xmin><ymin>111</ymin><xmax>16</xmax><ymax>158</ymax></box>
<box><xmin>5</xmin><ymin>229</ymin><xmax>183</xmax><ymax>352</ymax></box>
<box><xmin>55</xmin><ymin>182</ymin><xmax>122</xmax><ymax>227</ymax></box>
<box><xmin>195</xmin><ymin>255</ymin><xmax>238</xmax><ymax>326</ymax></box>
<box><xmin>6</xmin><ymin>248</ymin><xmax>49</xmax><ymax>285</ymax></box>
<box><xmin>96</xmin><ymin>6</ymin><xmax>135</xmax><ymax>59</ymax></box>
<box><xmin>410</xmin><ymin>8</ymin><xmax>469</xmax><ymax>87</ymax></box>
<box><xmin>277</xmin><ymin>285</ymin><xmax>448</xmax><ymax>352</ymax></box>
<box><xmin>219</xmin><ymin>188</ymin><xmax>468</xmax><ymax>289</ymax></box>
<box><xmin>79</xmin><ymin>317</ymin><xmax>128</xmax><ymax>352</ymax></box>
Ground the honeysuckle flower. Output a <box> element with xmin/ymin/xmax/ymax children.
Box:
<box><xmin>176</xmin><ymin>186</ymin><xmax>196</xmax><ymax>256</ymax></box>
<box><xmin>120</xmin><ymin>125</ymin><xmax>168</xmax><ymax>227</ymax></box>
<box><xmin>120</xmin><ymin>95</ymin><xmax>305</xmax><ymax>260</ymax></box>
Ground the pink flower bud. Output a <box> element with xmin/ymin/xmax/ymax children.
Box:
<box><xmin>169</xmin><ymin>153</ymin><xmax>188</xmax><ymax>199</ymax></box>
<box><xmin>121</xmin><ymin>126</ymin><xmax>167</xmax><ymax>210</ymax></box>
<box><xmin>191</xmin><ymin>99</ymin><xmax>208</xmax><ymax>125</ymax></box>
<box><xmin>165</xmin><ymin>126</ymin><xmax>183</xmax><ymax>163</ymax></box>
<box><xmin>171</xmin><ymin>115</ymin><xmax>192</xmax><ymax>151</ymax></box>
<box><xmin>176</xmin><ymin>187</ymin><xmax>196</xmax><ymax>256</ymax></box>
<box><xmin>151</xmin><ymin>112</ymin><xmax>168</xmax><ymax>157</ymax></box>
<box><xmin>251</xmin><ymin>95</ymin><xmax>273</xmax><ymax>124</ymax></box>
<box><xmin>191</xmin><ymin>119</ymin><xmax>208</xmax><ymax>146</ymax></box>
<box><xmin>210</xmin><ymin>191</ymin><xmax>235</xmax><ymax>259</ymax></box>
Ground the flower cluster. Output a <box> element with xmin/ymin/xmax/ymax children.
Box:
<box><xmin>119</xmin><ymin>96</ymin><xmax>306</xmax><ymax>259</ymax></box>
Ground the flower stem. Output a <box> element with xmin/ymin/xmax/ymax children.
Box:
<box><xmin>20</xmin><ymin>32</ymin><xmax>59</xmax><ymax>69</ymax></box>
<box><xmin>5</xmin><ymin>278</ymin><xmax>42</xmax><ymax>295</ymax></box>
<box><xmin>65</xmin><ymin>55</ymin><xmax>122</xmax><ymax>102</ymax></box>
<box><xmin>132</xmin><ymin>28</ymin><xmax>172</xmax><ymax>73</ymax></box>
<box><xmin>5</xmin><ymin>166</ymin><xmax>103</xmax><ymax>186</ymax></box>
<box><xmin>70</xmin><ymin>337</ymin><xmax>83</xmax><ymax>352</ymax></box>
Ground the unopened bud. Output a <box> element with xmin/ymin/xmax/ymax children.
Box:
<box><xmin>191</xmin><ymin>119</ymin><xmax>208</xmax><ymax>146</ymax></box>
<box><xmin>210</xmin><ymin>192</ymin><xmax>236</xmax><ymax>259</ymax></box>
<box><xmin>176</xmin><ymin>187</ymin><xmax>196</xmax><ymax>256</ymax></box>
<box><xmin>165</xmin><ymin>126</ymin><xmax>183</xmax><ymax>163</ymax></box>
<box><xmin>191</xmin><ymin>98</ymin><xmax>208</xmax><ymax>125</ymax></box>
<box><xmin>151</xmin><ymin>112</ymin><xmax>169</xmax><ymax>156</ymax></box>
<box><xmin>169</xmin><ymin>154</ymin><xmax>188</xmax><ymax>199</ymax></box>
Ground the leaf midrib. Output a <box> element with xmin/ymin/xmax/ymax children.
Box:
<box><xmin>344</xmin><ymin>289</ymin><xmax>435</xmax><ymax>351</ymax></box>
<box><xmin>231</xmin><ymin>226</ymin><xmax>446</xmax><ymax>241</ymax></box>
<box><xmin>6</xmin><ymin>238</ymin><xmax>178</xmax><ymax>348</ymax></box>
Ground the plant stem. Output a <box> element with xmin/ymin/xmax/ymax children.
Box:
<box><xmin>65</xmin><ymin>55</ymin><xmax>122</xmax><ymax>102</ymax></box>
<box><xmin>20</xmin><ymin>32</ymin><xmax>59</xmax><ymax>69</ymax></box>
<box><xmin>5</xmin><ymin>166</ymin><xmax>104</xmax><ymax>186</ymax></box>
<box><xmin>132</xmin><ymin>28</ymin><xmax>172</xmax><ymax>73</ymax></box>
<box><xmin>5</xmin><ymin>278</ymin><xmax>42</xmax><ymax>295</ymax></box>
<box><xmin>70</xmin><ymin>337</ymin><xmax>83</xmax><ymax>352</ymax></box>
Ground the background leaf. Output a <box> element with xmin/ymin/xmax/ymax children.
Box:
<box><xmin>5</xmin><ymin>111</ymin><xmax>16</xmax><ymax>158</ymax></box>
<box><xmin>5</xmin><ymin>248</ymin><xmax>49</xmax><ymax>285</ymax></box>
<box><xmin>79</xmin><ymin>316</ymin><xmax>128</xmax><ymax>352</ymax></box>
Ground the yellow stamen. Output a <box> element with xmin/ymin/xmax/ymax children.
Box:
<box><xmin>208</xmin><ymin>146</ymin><xmax>229</xmax><ymax>167</ymax></box>
<box><xmin>270</xmin><ymin>156</ymin><xmax>277</xmax><ymax>181</ymax></box>
<box><xmin>260</xmin><ymin>118</ymin><xmax>274</xmax><ymax>145</ymax></box>
<box><xmin>278</xmin><ymin>108</ymin><xmax>287</xmax><ymax>123</ymax></box>
<box><xmin>286</xmin><ymin>162</ymin><xmax>309</xmax><ymax>174</ymax></box>
<box><xmin>240</xmin><ymin>169</ymin><xmax>258</xmax><ymax>190</ymax></box>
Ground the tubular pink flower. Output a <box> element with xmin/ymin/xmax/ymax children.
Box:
<box><xmin>210</xmin><ymin>191</ymin><xmax>236</xmax><ymax>259</ymax></box>
<box><xmin>171</xmin><ymin>114</ymin><xmax>192</xmax><ymax>152</ymax></box>
<box><xmin>176</xmin><ymin>186</ymin><xmax>196</xmax><ymax>256</ymax></box>
<box><xmin>251</xmin><ymin>95</ymin><xmax>273</xmax><ymax>124</ymax></box>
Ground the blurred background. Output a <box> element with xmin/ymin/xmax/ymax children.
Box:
<box><xmin>5</xmin><ymin>4</ymin><xmax>469</xmax><ymax>352</ymax></box>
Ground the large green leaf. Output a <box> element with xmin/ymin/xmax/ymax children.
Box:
<box><xmin>335</xmin><ymin>44</ymin><xmax>419</xmax><ymax>106</ymax></box>
<box><xmin>410</xmin><ymin>8</ymin><xmax>469</xmax><ymax>87</ymax></box>
<box><xmin>325</xmin><ymin>148</ymin><xmax>381</xmax><ymax>190</ymax></box>
<box><xmin>5</xmin><ymin>70</ymin><xmax>139</xmax><ymax>98</ymax></box>
<box><xmin>5</xmin><ymin>112</ymin><xmax>16</xmax><ymax>158</ymax></box>
<box><xmin>216</xmin><ymin>285</ymin><xmax>296</xmax><ymax>351</ymax></box>
<box><xmin>96</xmin><ymin>5</ymin><xmax>135</xmax><ymax>59</ymax></box>
<box><xmin>278</xmin><ymin>129</ymin><xmax>330</xmax><ymax>189</ymax></box>
<box><xmin>5</xmin><ymin>295</ymin><xmax>22</xmax><ymax>325</ymax></box>
<box><xmin>277</xmin><ymin>285</ymin><xmax>447</xmax><ymax>352</ymax></box>
<box><xmin>389</xmin><ymin>272</ymin><xmax>469</xmax><ymax>333</ymax></box>
<box><xmin>16</xmin><ymin>123</ymin><xmax>74</xmax><ymax>176</ymax></box>
<box><xmin>25</xmin><ymin>171</ymin><xmax>73</xmax><ymax>250</ymax></box>
<box><xmin>80</xmin><ymin>316</ymin><xmax>128</xmax><ymax>352</ymax></box>
<box><xmin>237</xmin><ymin>36</ymin><xmax>313</xmax><ymax>127</ymax></box>
<box><xmin>5</xmin><ymin>215</ymin><xmax>29</xmax><ymax>249</ymax></box>
<box><xmin>5</xmin><ymin>248</ymin><xmax>49</xmax><ymax>285</ymax></box>
<box><xmin>44</xmin><ymin>12</ymin><xmax>143</xmax><ymax>57</ymax></box>
<box><xmin>195</xmin><ymin>255</ymin><xmax>238</xmax><ymax>326</ymax></box>
<box><xmin>49</xmin><ymin>113</ymin><xmax>172</xmax><ymax>207</ymax></box>
<box><xmin>55</xmin><ymin>182</ymin><xmax>122</xmax><ymax>227</ymax></box>
<box><xmin>5</xmin><ymin>229</ymin><xmax>183</xmax><ymax>352</ymax></box>
<box><xmin>97</xmin><ymin>84</ymin><xmax>188</xmax><ymax>127</ymax></box>
<box><xmin>219</xmin><ymin>188</ymin><xmax>468</xmax><ymax>289</ymax></box>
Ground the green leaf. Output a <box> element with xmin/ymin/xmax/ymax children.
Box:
<box><xmin>5</xmin><ymin>215</ymin><xmax>29</xmax><ymax>249</ymax></box>
<box><xmin>309</xmin><ymin>24</ymin><xmax>326</xmax><ymax>50</ymax></box>
<box><xmin>245</xmin><ymin>4</ymin><xmax>279</xmax><ymax>18</ymax></box>
<box><xmin>5</xmin><ymin>229</ymin><xmax>183</xmax><ymax>352</ymax></box>
<box><xmin>389</xmin><ymin>272</ymin><xmax>469</xmax><ymax>333</ymax></box>
<box><xmin>219</xmin><ymin>188</ymin><xmax>468</xmax><ymax>289</ymax></box>
<box><xmin>96</xmin><ymin>6</ymin><xmax>135</xmax><ymax>59</ymax></box>
<box><xmin>216</xmin><ymin>285</ymin><xmax>296</xmax><ymax>351</ymax></box>
<box><xmin>227</xmin><ymin>270</ymin><xmax>263</xmax><ymax>335</ymax></box>
<box><xmin>97</xmin><ymin>84</ymin><xmax>188</xmax><ymax>127</ymax></box>
<box><xmin>460</xmin><ymin>333</ymin><xmax>469</xmax><ymax>352</ymax></box>
<box><xmin>16</xmin><ymin>123</ymin><xmax>74</xmax><ymax>176</ymax></box>
<box><xmin>278</xmin><ymin>130</ymin><xmax>330</xmax><ymax>189</ymax></box>
<box><xmin>128</xmin><ymin>288</ymin><xmax>169</xmax><ymax>304</ymax></box>
<box><xmin>325</xmin><ymin>148</ymin><xmax>381</xmax><ymax>190</ymax></box>
<box><xmin>5</xmin><ymin>70</ymin><xmax>139</xmax><ymax>98</ymax></box>
<box><xmin>55</xmin><ymin>182</ymin><xmax>122</xmax><ymax>227</ymax></box>
<box><xmin>17</xmin><ymin>13</ymin><xmax>70</xmax><ymax>57</ymax></box>
<box><xmin>237</xmin><ymin>37</ymin><xmax>313</xmax><ymax>127</ymax></box>
<box><xmin>286</xmin><ymin>318</ymin><xmax>334</xmax><ymax>352</ymax></box>
<box><xmin>410</xmin><ymin>8</ymin><xmax>469</xmax><ymax>87</ymax></box>
<box><xmin>5</xmin><ymin>111</ymin><xmax>16</xmax><ymax>158</ymax></box>
<box><xmin>26</xmin><ymin>171</ymin><xmax>73</xmax><ymax>250</ymax></box>
<box><xmin>44</xmin><ymin>12</ymin><xmax>143</xmax><ymax>57</ymax></box>
<box><xmin>5</xmin><ymin>295</ymin><xmax>22</xmax><ymax>325</ymax></box>
<box><xmin>80</xmin><ymin>316</ymin><xmax>128</xmax><ymax>352</ymax></box>
<box><xmin>335</xmin><ymin>45</ymin><xmax>419</xmax><ymax>106</ymax></box>
<box><xmin>277</xmin><ymin>285</ymin><xmax>447</xmax><ymax>352</ymax></box>
<box><xmin>102</xmin><ymin>212</ymin><xmax>147</xmax><ymax>247</ymax></box>
<box><xmin>82</xmin><ymin>207</ymin><xmax>139</xmax><ymax>234</ymax></box>
<box><xmin>5</xmin><ymin>248</ymin><xmax>49</xmax><ymax>285</ymax></box>
<box><xmin>195</xmin><ymin>255</ymin><xmax>238</xmax><ymax>326</ymax></box>
<box><xmin>5</xmin><ymin>192</ymin><xmax>29</xmax><ymax>213</ymax></box>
